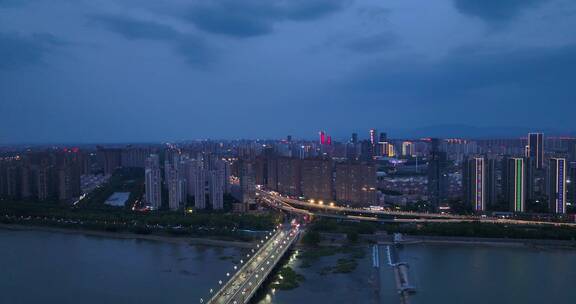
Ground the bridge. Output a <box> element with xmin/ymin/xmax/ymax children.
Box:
<box><xmin>203</xmin><ymin>223</ymin><xmax>300</xmax><ymax>304</ymax></box>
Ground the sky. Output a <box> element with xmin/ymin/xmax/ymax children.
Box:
<box><xmin>1</xmin><ymin>0</ymin><xmax>575</xmax><ymax>143</ymax></box>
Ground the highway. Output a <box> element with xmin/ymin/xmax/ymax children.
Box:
<box><xmin>258</xmin><ymin>190</ymin><xmax>576</xmax><ymax>227</ymax></box>
<box><xmin>207</xmin><ymin>223</ymin><xmax>300</xmax><ymax>304</ymax></box>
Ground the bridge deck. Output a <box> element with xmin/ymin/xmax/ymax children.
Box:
<box><xmin>206</xmin><ymin>225</ymin><xmax>299</xmax><ymax>304</ymax></box>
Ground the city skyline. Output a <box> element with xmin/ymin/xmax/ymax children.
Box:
<box><xmin>2</xmin><ymin>0</ymin><xmax>576</xmax><ymax>143</ymax></box>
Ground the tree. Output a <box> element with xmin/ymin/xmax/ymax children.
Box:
<box><xmin>302</xmin><ymin>231</ymin><xmax>321</xmax><ymax>246</ymax></box>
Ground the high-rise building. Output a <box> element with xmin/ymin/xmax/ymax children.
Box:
<box><xmin>166</xmin><ymin>164</ymin><xmax>186</xmax><ymax>211</ymax></box>
<box><xmin>37</xmin><ymin>158</ymin><xmax>57</xmax><ymax>201</ymax></box>
<box><xmin>301</xmin><ymin>158</ymin><xmax>333</xmax><ymax>201</ymax></box>
<box><xmin>568</xmin><ymin>162</ymin><xmax>576</xmax><ymax>207</ymax></box>
<box><xmin>277</xmin><ymin>157</ymin><xmax>302</xmax><ymax>197</ymax></box>
<box><xmin>98</xmin><ymin>147</ymin><xmax>122</xmax><ymax>175</ymax></box>
<box><xmin>427</xmin><ymin>139</ymin><xmax>448</xmax><ymax>208</ymax></box>
<box><xmin>57</xmin><ymin>154</ymin><xmax>81</xmax><ymax>203</ymax></box>
<box><xmin>253</xmin><ymin>157</ymin><xmax>267</xmax><ymax>186</ymax></box>
<box><xmin>359</xmin><ymin>140</ymin><xmax>372</xmax><ymax>162</ymax></box>
<box><xmin>334</xmin><ymin>162</ymin><xmax>377</xmax><ymax>206</ymax></box>
<box><xmin>378</xmin><ymin>132</ymin><xmax>387</xmax><ymax>144</ymax></box>
<box><xmin>121</xmin><ymin>147</ymin><xmax>153</xmax><ymax>168</ymax></box>
<box><xmin>486</xmin><ymin>158</ymin><xmax>497</xmax><ymax>208</ymax></box>
<box><xmin>351</xmin><ymin>133</ymin><xmax>358</xmax><ymax>145</ymax></box>
<box><xmin>145</xmin><ymin>154</ymin><xmax>162</xmax><ymax>209</ymax></box>
<box><xmin>463</xmin><ymin>157</ymin><xmax>486</xmax><ymax>212</ymax></box>
<box><xmin>369</xmin><ymin>129</ymin><xmax>378</xmax><ymax>156</ymax></box>
<box><xmin>194</xmin><ymin>168</ymin><xmax>207</xmax><ymax>209</ymax></box>
<box><xmin>387</xmin><ymin>143</ymin><xmax>395</xmax><ymax>157</ymax></box>
<box><xmin>369</xmin><ymin>129</ymin><xmax>377</xmax><ymax>146</ymax></box>
<box><xmin>208</xmin><ymin>170</ymin><xmax>224</xmax><ymax>210</ymax></box>
<box><xmin>528</xmin><ymin>133</ymin><xmax>544</xmax><ymax>169</ymax></box>
<box><xmin>402</xmin><ymin>142</ymin><xmax>414</xmax><ymax>157</ymax></box>
<box><xmin>505</xmin><ymin>157</ymin><xmax>525</xmax><ymax>212</ymax></box>
<box><xmin>239</xmin><ymin>161</ymin><xmax>256</xmax><ymax>207</ymax></box>
<box><xmin>266</xmin><ymin>157</ymin><xmax>278</xmax><ymax>191</ymax></box>
<box><xmin>184</xmin><ymin>156</ymin><xmax>217</xmax><ymax>210</ymax></box>
<box><xmin>548</xmin><ymin>158</ymin><xmax>567</xmax><ymax>214</ymax></box>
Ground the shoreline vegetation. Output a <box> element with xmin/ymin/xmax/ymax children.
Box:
<box><xmin>0</xmin><ymin>201</ymin><xmax>280</xmax><ymax>245</ymax></box>
<box><xmin>302</xmin><ymin>218</ymin><xmax>576</xmax><ymax>250</ymax></box>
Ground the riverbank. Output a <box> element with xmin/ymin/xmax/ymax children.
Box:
<box><xmin>310</xmin><ymin>230</ymin><xmax>576</xmax><ymax>250</ymax></box>
<box><xmin>382</xmin><ymin>234</ymin><xmax>576</xmax><ymax>250</ymax></box>
<box><xmin>0</xmin><ymin>223</ymin><xmax>254</xmax><ymax>248</ymax></box>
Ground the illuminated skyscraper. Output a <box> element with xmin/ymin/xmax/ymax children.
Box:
<box><xmin>387</xmin><ymin>143</ymin><xmax>395</xmax><ymax>157</ymax></box>
<box><xmin>463</xmin><ymin>157</ymin><xmax>486</xmax><ymax>212</ymax></box>
<box><xmin>369</xmin><ymin>129</ymin><xmax>377</xmax><ymax>146</ymax></box>
<box><xmin>402</xmin><ymin>141</ymin><xmax>414</xmax><ymax>157</ymax></box>
<box><xmin>548</xmin><ymin>158</ymin><xmax>567</xmax><ymax>214</ymax></box>
<box><xmin>528</xmin><ymin>133</ymin><xmax>544</xmax><ymax>169</ymax></box>
<box><xmin>505</xmin><ymin>158</ymin><xmax>525</xmax><ymax>212</ymax></box>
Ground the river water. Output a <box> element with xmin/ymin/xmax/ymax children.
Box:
<box><xmin>2</xmin><ymin>229</ymin><xmax>576</xmax><ymax>304</ymax></box>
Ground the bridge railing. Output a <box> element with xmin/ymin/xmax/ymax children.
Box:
<box><xmin>204</xmin><ymin>227</ymin><xmax>282</xmax><ymax>304</ymax></box>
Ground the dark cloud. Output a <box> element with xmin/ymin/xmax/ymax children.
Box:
<box><xmin>0</xmin><ymin>0</ymin><xmax>24</xmax><ymax>7</ymax></box>
<box><xmin>454</xmin><ymin>0</ymin><xmax>548</xmax><ymax>23</ymax></box>
<box><xmin>90</xmin><ymin>15</ymin><xmax>212</xmax><ymax>67</ymax></box>
<box><xmin>91</xmin><ymin>15</ymin><xmax>181</xmax><ymax>41</ymax></box>
<box><xmin>183</xmin><ymin>0</ymin><xmax>349</xmax><ymax>37</ymax></box>
<box><xmin>344</xmin><ymin>33</ymin><xmax>397</xmax><ymax>53</ymax></box>
<box><xmin>349</xmin><ymin>44</ymin><xmax>576</xmax><ymax>97</ymax></box>
<box><xmin>0</xmin><ymin>32</ymin><xmax>63</xmax><ymax>69</ymax></box>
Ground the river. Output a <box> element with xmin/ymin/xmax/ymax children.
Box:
<box><xmin>2</xmin><ymin>229</ymin><xmax>576</xmax><ymax>304</ymax></box>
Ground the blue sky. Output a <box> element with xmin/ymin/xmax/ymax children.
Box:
<box><xmin>1</xmin><ymin>0</ymin><xmax>575</xmax><ymax>143</ymax></box>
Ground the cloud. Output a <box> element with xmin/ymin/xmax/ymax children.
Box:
<box><xmin>91</xmin><ymin>15</ymin><xmax>181</xmax><ymax>41</ymax></box>
<box><xmin>344</xmin><ymin>33</ymin><xmax>397</xmax><ymax>53</ymax></box>
<box><xmin>453</xmin><ymin>0</ymin><xmax>548</xmax><ymax>24</ymax></box>
<box><xmin>0</xmin><ymin>32</ymin><xmax>63</xmax><ymax>69</ymax></box>
<box><xmin>90</xmin><ymin>15</ymin><xmax>212</xmax><ymax>67</ymax></box>
<box><xmin>0</xmin><ymin>0</ymin><xmax>25</xmax><ymax>7</ymax></box>
<box><xmin>183</xmin><ymin>0</ymin><xmax>349</xmax><ymax>37</ymax></box>
<box><xmin>348</xmin><ymin>44</ymin><xmax>576</xmax><ymax>98</ymax></box>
